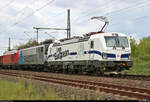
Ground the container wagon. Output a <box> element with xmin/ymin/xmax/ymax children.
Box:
<box><xmin>2</xmin><ymin>50</ymin><xmax>19</xmax><ymax>69</ymax></box>
<box><xmin>0</xmin><ymin>56</ymin><xmax>3</xmax><ymax>68</ymax></box>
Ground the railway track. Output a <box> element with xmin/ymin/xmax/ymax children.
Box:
<box><xmin>67</xmin><ymin>72</ymin><xmax>150</xmax><ymax>81</ymax></box>
<box><xmin>45</xmin><ymin>71</ymin><xmax>150</xmax><ymax>81</ymax></box>
<box><xmin>0</xmin><ymin>70</ymin><xmax>150</xmax><ymax>100</ymax></box>
<box><xmin>122</xmin><ymin>74</ymin><xmax>150</xmax><ymax>81</ymax></box>
<box><xmin>98</xmin><ymin>74</ymin><xmax>150</xmax><ymax>81</ymax></box>
<box><xmin>1</xmin><ymin>67</ymin><xmax>150</xmax><ymax>81</ymax></box>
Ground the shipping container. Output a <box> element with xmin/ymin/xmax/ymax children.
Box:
<box><xmin>2</xmin><ymin>50</ymin><xmax>19</xmax><ymax>65</ymax></box>
<box><xmin>19</xmin><ymin>50</ymin><xmax>23</xmax><ymax>64</ymax></box>
<box><xmin>3</xmin><ymin>54</ymin><xmax>12</xmax><ymax>64</ymax></box>
<box><xmin>12</xmin><ymin>51</ymin><xmax>19</xmax><ymax>64</ymax></box>
<box><xmin>0</xmin><ymin>56</ymin><xmax>3</xmax><ymax>65</ymax></box>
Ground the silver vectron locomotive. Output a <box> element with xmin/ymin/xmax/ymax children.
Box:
<box><xmin>46</xmin><ymin>32</ymin><xmax>133</xmax><ymax>75</ymax></box>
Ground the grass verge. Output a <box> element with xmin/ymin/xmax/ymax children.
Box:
<box><xmin>0</xmin><ymin>78</ymin><xmax>63</xmax><ymax>100</ymax></box>
<box><xmin>125</xmin><ymin>60</ymin><xmax>150</xmax><ymax>75</ymax></box>
<box><xmin>0</xmin><ymin>77</ymin><xmax>104</xmax><ymax>100</ymax></box>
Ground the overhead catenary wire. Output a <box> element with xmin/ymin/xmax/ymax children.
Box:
<box><xmin>0</xmin><ymin>0</ymin><xmax>15</xmax><ymax>11</ymax></box>
<box><xmin>45</xmin><ymin>0</ymin><xmax>150</xmax><ymax>30</ymax></box>
<box><xmin>44</xmin><ymin>0</ymin><xmax>119</xmax><ymax>29</ymax></box>
<box><xmin>0</xmin><ymin>0</ymin><xmax>149</xmax><ymax>45</ymax></box>
<box><xmin>72</xmin><ymin>0</ymin><xmax>119</xmax><ymax>24</ymax></box>
<box><xmin>0</xmin><ymin>0</ymin><xmax>61</xmax><ymax>48</ymax></box>
<box><xmin>74</xmin><ymin>0</ymin><xmax>150</xmax><ymax>25</ymax></box>
<box><xmin>15</xmin><ymin>0</ymin><xmax>39</xmax><ymax>17</ymax></box>
<box><xmin>102</xmin><ymin>0</ymin><xmax>150</xmax><ymax>29</ymax></box>
<box><xmin>11</xmin><ymin>38</ymin><xmax>36</xmax><ymax>41</ymax></box>
<box><xmin>105</xmin><ymin>0</ymin><xmax>150</xmax><ymax>17</ymax></box>
<box><xmin>110</xmin><ymin>13</ymin><xmax>150</xmax><ymax>27</ymax></box>
<box><xmin>0</xmin><ymin>47</ymin><xmax>8</xmax><ymax>48</ymax></box>
<box><xmin>0</xmin><ymin>0</ymin><xmax>37</xmax><ymax>27</ymax></box>
<box><xmin>46</xmin><ymin>10</ymin><xmax>67</xmax><ymax>27</ymax></box>
<box><xmin>12</xmin><ymin>0</ymin><xmax>56</xmax><ymax>26</ymax></box>
<box><xmin>0</xmin><ymin>0</ymin><xmax>56</xmax><ymax>35</ymax></box>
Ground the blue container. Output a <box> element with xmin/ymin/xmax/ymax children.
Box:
<box><xmin>19</xmin><ymin>50</ymin><xmax>23</xmax><ymax>64</ymax></box>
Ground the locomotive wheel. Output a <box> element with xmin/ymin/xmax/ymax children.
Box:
<box><xmin>96</xmin><ymin>67</ymin><xmax>104</xmax><ymax>76</ymax></box>
<box><xmin>63</xmin><ymin>68</ymin><xmax>67</xmax><ymax>74</ymax></box>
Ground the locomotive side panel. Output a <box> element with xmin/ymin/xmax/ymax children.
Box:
<box><xmin>47</xmin><ymin>37</ymin><xmax>104</xmax><ymax>62</ymax></box>
<box><xmin>21</xmin><ymin>45</ymin><xmax>45</xmax><ymax>65</ymax></box>
<box><xmin>37</xmin><ymin>46</ymin><xmax>45</xmax><ymax>64</ymax></box>
<box><xmin>88</xmin><ymin>38</ymin><xmax>104</xmax><ymax>61</ymax></box>
<box><xmin>48</xmin><ymin>40</ymin><xmax>90</xmax><ymax>61</ymax></box>
<box><xmin>21</xmin><ymin>48</ymin><xmax>36</xmax><ymax>65</ymax></box>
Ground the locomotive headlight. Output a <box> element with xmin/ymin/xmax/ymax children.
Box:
<box><xmin>102</xmin><ymin>52</ymin><xmax>107</xmax><ymax>59</ymax></box>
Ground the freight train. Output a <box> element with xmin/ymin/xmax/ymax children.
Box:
<box><xmin>0</xmin><ymin>45</ymin><xmax>49</xmax><ymax>71</ymax></box>
<box><xmin>0</xmin><ymin>32</ymin><xmax>133</xmax><ymax>75</ymax></box>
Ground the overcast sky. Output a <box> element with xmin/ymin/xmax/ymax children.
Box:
<box><xmin>0</xmin><ymin>0</ymin><xmax>150</xmax><ymax>55</ymax></box>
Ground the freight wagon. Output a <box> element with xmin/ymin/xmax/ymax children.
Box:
<box><xmin>2</xmin><ymin>50</ymin><xmax>19</xmax><ymax>69</ymax></box>
<box><xmin>0</xmin><ymin>56</ymin><xmax>3</xmax><ymax>67</ymax></box>
<box><xmin>0</xmin><ymin>44</ymin><xmax>49</xmax><ymax>70</ymax></box>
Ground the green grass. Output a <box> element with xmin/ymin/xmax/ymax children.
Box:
<box><xmin>0</xmin><ymin>78</ymin><xmax>64</xmax><ymax>100</ymax></box>
<box><xmin>0</xmin><ymin>78</ymin><xmax>104</xmax><ymax>100</ymax></box>
<box><xmin>125</xmin><ymin>60</ymin><xmax>150</xmax><ymax>75</ymax></box>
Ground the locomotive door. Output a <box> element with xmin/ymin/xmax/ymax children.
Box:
<box><xmin>77</xmin><ymin>42</ymin><xmax>84</xmax><ymax>59</ymax></box>
<box><xmin>38</xmin><ymin>47</ymin><xmax>44</xmax><ymax>64</ymax></box>
<box><xmin>89</xmin><ymin>40</ymin><xmax>94</xmax><ymax>60</ymax></box>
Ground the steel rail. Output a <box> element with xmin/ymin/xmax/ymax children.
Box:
<box><xmin>2</xmin><ymin>70</ymin><xmax>150</xmax><ymax>95</ymax></box>
<box><xmin>0</xmin><ymin>70</ymin><xmax>150</xmax><ymax>100</ymax></box>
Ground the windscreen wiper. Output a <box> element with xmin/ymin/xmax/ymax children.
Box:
<box><xmin>121</xmin><ymin>45</ymin><xmax>125</xmax><ymax>49</ymax></box>
<box><xmin>113</xmin><ymin>46</ymin><xmax>116</xmax><ymax>50</ymax></box>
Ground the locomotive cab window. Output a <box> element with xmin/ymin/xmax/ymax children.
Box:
<box><xmin>90</xmin><ymin>41</ymin><xmax>94</xmax><ymax>49</ymax></box>
<box><xmin>105</xmin><ymin>36</ymin><xmax>129</xmax><ymax>48</ymax></box>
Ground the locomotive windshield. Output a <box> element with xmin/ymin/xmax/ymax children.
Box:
<box><xmin>105</xmin><ymin>36</ymin><xmax>129</xmax><ymax>48</ymax></box>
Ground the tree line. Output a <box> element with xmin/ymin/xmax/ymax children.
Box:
<box><xmin>130</xmin><ymin>37</ymin><xmax>150</xmax><ymax>62</ymax></box>
<box><xmin>14</xmin><ymin>39</ymin><xmax>53</xmax><ymax>50</ymax></box>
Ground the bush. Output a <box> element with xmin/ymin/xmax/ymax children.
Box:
<box><xmin>126</xmin><ymin>37</ymin><xmax>150</xmax><ymax>75</ymax></box>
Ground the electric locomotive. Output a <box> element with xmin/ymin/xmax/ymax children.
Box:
<box><xmin>46</xmin><ymin>32</ymin><xmax>133</xmax><ymax>75</ymax></box>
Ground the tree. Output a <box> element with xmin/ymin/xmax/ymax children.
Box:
<box><xmin>14</xmin><ymin>38</ymin><xmax>54</xmax><ymax>50</ymax></box>
<box><xmin>14</xmin><ymin>39</ymin><xmax>38</xmax><ymax>50</ymax></box>
<box><xmin>130</xmin><ymin>38</ymin><xmax>138</xmax><ymax>58</ymax></box>
<box><xmin>39</xmin><ymin>38</ymin><xmax>53</xmax><ymax>45</ymax></box>
<box><xmin>130</xmin><ymin>36</ymin><xmax>150</xmax><ymax>62</ymax></box>
<box><xmin>137</xmin><ymin>37</ymin><xmax>150</xmax><ymax>61</ymax></box>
